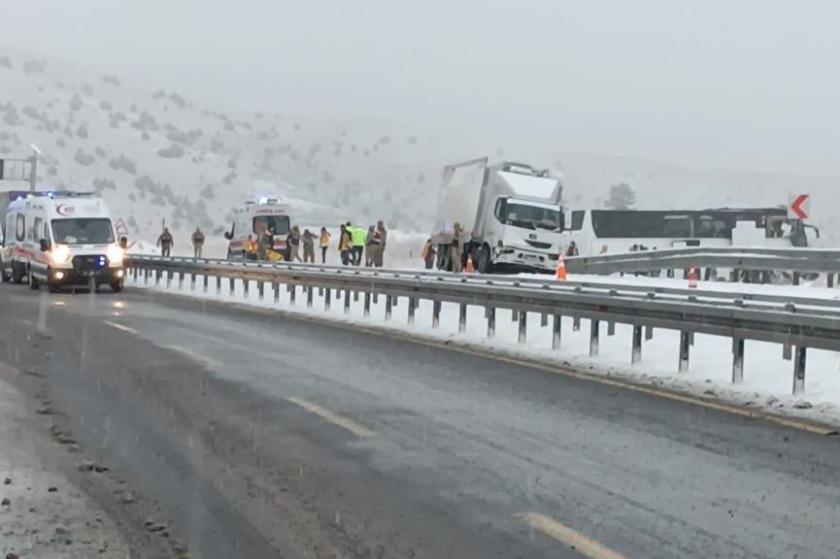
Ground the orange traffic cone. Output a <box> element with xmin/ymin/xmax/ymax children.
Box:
<box><xmin>688</xmin><ymin>266</ymin><xmax>698</xmax><ymax>288</ymax></box>
<box><xmin>555</xmin><ymin>255</ymin><xmax>567</xmax><ymax>281</ymax></box>
<box><xmin>465</xmin><ymin>253</ymin><xmax>476</xmax><ymax>273</ymax></box>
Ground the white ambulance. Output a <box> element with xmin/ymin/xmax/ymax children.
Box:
<box><xmin>224</xmin><ymin>197</ymin><xmax>292</xmax><ymax>259</ymax></box>
<box><xmin>1</xmin><ymin>191</ymin><xmax>125</xmax><ymax>292</ymax></box>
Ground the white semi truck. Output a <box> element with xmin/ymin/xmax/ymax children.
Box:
<box><xmin>431</xmin><ymin>158</ymin><xmax>564</xmax><ymax>273</ymax></box>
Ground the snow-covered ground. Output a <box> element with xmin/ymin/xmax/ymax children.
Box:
<box><xmin>0</xmin><ymin>373</ymin><xmax>130</xmax><ymax>558</ymax></box>
<box><xmin>127</xmin><ymin>269</ymin><xmax>840</xmax><ymax>427</ymax></box>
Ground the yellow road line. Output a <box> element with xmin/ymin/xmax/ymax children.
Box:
<box><xmin>103</xmin><ymin>320</ymin><xmax>139</xmax><ymax>335</ymax></box>
<box><xmin>518</xmin><ymin>511</ymin><xmax>627</xmax><ymax>559</ymax></box>
<box><xmin>148</xmin><ymin>292</ymin><xmax>839</xmax><ymax>436</ymax></box>
<box><xmin>286</xmin><ymin>397</ymin><xmax>374</xmax><ymax>438</ymax></box>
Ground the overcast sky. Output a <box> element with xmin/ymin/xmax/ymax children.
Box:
<box><xmin>3</xmin><ymin>0</ymin><xmax>839</xmax><ymax>176</ymax></box>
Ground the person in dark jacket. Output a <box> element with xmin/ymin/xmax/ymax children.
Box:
<box><xmin>157</xmin><ymin>227</ymin><xmax>174</xmax><ymax>257</ymax></box>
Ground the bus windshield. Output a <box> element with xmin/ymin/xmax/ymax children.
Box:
<box><xmin>51</xmin><ymin>218</ymin><xmax>115</xmax><ymax>244</ymax></box>
<box><xmin>501</xmin><ymin>203</ymin><xmax>561</xmax><ymax>231</ymax></box>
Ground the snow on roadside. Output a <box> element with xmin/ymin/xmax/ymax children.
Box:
<box><xmin>128</xmin><ymin>270</ymin><xmax>840</xmax><ymax>427</ymax></box>
<box><xmin>0</xmin><ymin>375</ymin><xmax>130</xmax><ymax>558</ymax></box>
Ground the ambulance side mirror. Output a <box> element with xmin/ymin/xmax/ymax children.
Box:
<box><xmin>224</xmin><ymin>231</ymin><xmax>232</xmax><ymax>240</ymax></box>
<box><xmin>39</xmin><ymin>239</ymin><xmax>49</xmax><ymax>252</ymax></box>
<box><xmin>119</xmin><ymin>236</ymin><xmax>128</xmax><ymax>249</ymax></box>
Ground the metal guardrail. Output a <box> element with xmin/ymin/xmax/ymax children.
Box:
<box><xmin>126</xmin><ymin>255</ymin><xmax>840</xmax><ymax>396</ymax></box>
<box><xmin>566</xmin><ymin>246</ymin><xmax>840</xmax><ymax>280</ymax></box>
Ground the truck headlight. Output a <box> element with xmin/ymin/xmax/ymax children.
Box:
<box><xmin>50</xmin><ymin>245</ymin><xmax>71</xmax><ymax>266</ymax></box>
<box><xmin>107</xmin><ymin>244</ymin><xmax>124</xmax><ymax>266</ymax></box>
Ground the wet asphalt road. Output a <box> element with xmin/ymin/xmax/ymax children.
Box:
<box><xmin>1</xmin><ymin>286</ymin><xmax>839</xmax><ymax>559</ymax></box>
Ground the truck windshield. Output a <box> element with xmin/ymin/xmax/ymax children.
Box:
<box><xmin>51</xmin><ymin>218</ymin><xmax>115</xmax><ymax>244</ymax></box>
<box><xmin>254</xmin><ymin>215</ymin><xmax>290</xmax><ymax>236</ymax></box>
<box><xmin>502</xmin><ymin>203</ymin><xmax>561</xmax><ymax>231</ymax></box>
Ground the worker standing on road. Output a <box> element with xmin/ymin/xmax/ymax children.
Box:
<box><xmin>451</xmin><ymin>222</ymin><xmax>463</xmax><ymax>273</ymax></box>
<box><xmin>349</xmin><ymin>222</ymin><xmax>367</xmax><ymax>266</ymax></box>
<box><xmin>364</xmin><ymin>225</ymin><xmax>381</xmax><ymax>267</ymax></box>
<box><xmin>191</xmin><ymin>227</ymin><xmax>205</xmax><ymax>259</ymax></box>
<box><xmin>302</xmin><ymin>228</ymin><xmax>316</xmax><ymax>263</ymax></box>
<box><xmin>375</xmin><ymin>220</ymin><xmax>388</xmax><ymax>267</ymax></box>
<box><xmin>338</xmin><ymin>224</ymin><xmax>352</xmax><ymax>265</ymax></box>
<box><xmin>421</xmin><ymin>238</ymin><xmax>436</xmax><ymax>269</ymax></box>
<box><xmin>157</xmin><ymin>227</ymin><xmax>174</xmax><ymax>257</ymax></box>
<box><xmin>287</xmin><ymin>225</ymin><xmax>302</xmax><ymax>262</ymax></box>
<box><xmin>319</xmin><ymin>227</ymin><xmax>331</xmax><ymax>264</ymax></box>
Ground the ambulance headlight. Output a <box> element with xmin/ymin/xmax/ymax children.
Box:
<box><xmin>50</xmin><ymin>245</ymin><xmax>72</xmax><ymax>266</ymax></box>
<box><xmin>107</xmin><ymin>244</ymin><xmax>124</xmax><ymax>266</ymax></box>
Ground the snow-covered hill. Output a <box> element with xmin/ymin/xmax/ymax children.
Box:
<box><xmin>1</xmin><ymin>50</ymin><xmax>838</xmax><ymax>246</ymax></box>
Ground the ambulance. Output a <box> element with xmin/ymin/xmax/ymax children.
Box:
<box><xmin>224</xmin><ymin>197</ymin><xmax>291</xmax><ymax>260</ymax></box>
<box><xmin>0</xmin><ymin>191</ymin><xmax>125</xmax><ymax>292</ymax></box>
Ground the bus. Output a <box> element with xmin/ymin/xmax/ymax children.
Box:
<box><xmin>559</xmin><ymin>207</ymin><xmax>820</xmax><ymax>256</ymax></box>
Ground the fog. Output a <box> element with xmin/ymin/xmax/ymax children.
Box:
<box><xmin>3</xmin><ymin>0</ymin><xmax>839</xmax><ymax>175</ymax></box>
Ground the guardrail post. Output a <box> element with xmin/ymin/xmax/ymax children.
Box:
<box><xmin>132</xmin><ymin>266</ymin><xmax>138</xmax><ymax>281</ymax></box>
<box><xmin>318</xmin><ymin>287</ymin><xmax>324</xmax><ymax>297</ymax></box>
<box><xmin>589</xmin><ymin>320</ymin><xmax>600</xmax><ymax>356</ymax></box>
<box><xmin>518</xmin><ymin>311</ymin><xmax>527</xmax><ymax>343</ymax></box>
<box><xmin>645</xmin><ymin>325</ymin><xmax>654</xmax><ymax>340</ymax></box>
<box><xmin>385</xmin><ymin>295</ymin><xmax>392</xmax><ymax>321</ymax></box>
<box><xmin>273</xmin><ymin>282</ymin><xmax>279</xmax><ymax>304</ymax></box>
<box><xmin>540</xmin><ymin>313</ymin><xmax>548</xmax><ymax>328</ymax></box>
<box><xmin>572</xmin><ymin>316</ymin><xmax>580</xmax><ymax>331</ymax></box>
<box><xmin>552</xmin><ymin>314</ymin><xmax>562</xmax><ymax>349</ymax></box>
<box><xmin>458</xmin><ymin>303</ymin><xmax>467</xmax><ymax>333</ymax></box>
<box><xmin>216</xmin><ymin>275</ymin><xmax>221</xmax><ymax>294</ymax></box>
<box><xmin>243</xmin><ymin>279</ymin><xmax>249</xmax><ymax>298</ymax></box>
<box><xmin>202</xmin><ymin>274</ymin><xmax>208</xmax><ymax>293</ymax></box>
<box><xmin>373</xmin><ymin>293</ymin><xmax>379</xmax><ymax>304</ymax></box>
<box><xmin>632</xmin><ymin>325</ymin><xmax>642</xmax><ymax>364</ymax></box>
<box><xmin>178</xmin><ymin>271</ymin><xmax>184</xmax><ymax>288</ymax></box>
<box><xmin>432</xmin><ymin>300</ymin><xmax>441</xmax><ymax>328</ymax></box>
<box><xmin>485</xmin><ymin>307</ymin><xmax>495</xmax><ymax>338</ymax></box>
<box><xmin>290</xmin><ymin>285</ymin><xmax>297</xmax><ymax>306</ymax></box>
<box><xmin>828</xmin><ymin>273</ymin><xmax>835</xmax><ymax>288</ymax></box>
<box><xmin>344</xmin><ymin>289</ymin><xmax>350</xmax><ymax>314</ymax></box>
<box><xmin>307</xmin><ymin>285</ymin><xmax>314</xmax><ymax>308</ymax></box>
<box><xmin>667</xmin><ymin>269</ymin><xmax>674</xmax><ymax>278</ymax></box>
<box><xmin>732</xmin><ymin>337</ymin><xmax>744</xmax><ymax>384</ymax></box>
<box><xmin>793</xmin><ymin>346</ymin><xmax>806</xmax><ymax>395</ymax></box>
<box><xmin>512</xmin><ymin>309</ymin><xmax>519</xmax><ymax>322</ymax></box>
<box><xmin>364</xmin><ymin>292</ymin><xmax>371</xmax><ymax>316</ymax></box>
<box><xmin>408</xmin><ymin>297</ymin><xmax>416</xmax><ymax>325</ymax></box>
<box><xmin>190</xmin><ymin>273</ymin><xmax>195</xmax><ymax>291</ymax></box>
<box><xmin>228</xmin><ymin>277</ymin><xmax>235</xmax><ymax>296</ymax></box>
<box><xmin>679</xmin><ymin>331</ymin><xmax>690</xmax><ymax>372</ymax></box>
<box><xmin>324</xmin><ymin>287</ymin><xmax>331</xmax><ymax>310</ymax></box>
<box><xmin>761</xmin><ymin>270</ymin><xmax>771</xmax><ymax>284</ymax></box>
<box><xmin>144</xmin><ymin>268</ymin><xmax>150</xmax><ymax>285</ymax></box>
<box><xmin>782</xmin><ymin>342</ymin><xmax>792</xmax><ymax>360</ymax></box>
<box><xmin>354</xmin><ymin>291</ymin><xmax>360</xmax><ymax>302</ymax></box>
<box><xmin>792</xmin><ymin>272</ymin><xmax>800</xmax><ymax>286</ymax></box>
<box><xmin>258</xmin><ymin>281</ymin><xmax>265</xmax><ymax>301</ymax></box>
<box><xmin>607</xmin><ymin>321</ymin><xmax>615</xmax><ymax>336</ymax></box>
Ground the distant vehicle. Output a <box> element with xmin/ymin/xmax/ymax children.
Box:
<box><xmin>431</xmin><ymin>158</ymin><xmax>564</xmax><ymax>273</ymax></box>
<box><xmin>559</xmin><ymin>207</ymin><xmax>820</xmax><ymax>256</ymax></box>
<box><xmin>0</xmin><ymin>191</ymin><xmax>125</xmax><ymax>292</ymax></box>
<box><xmin>224</xmin><ymin>197</ymin><xmax>291</xmax><ymax>259</ymax></box>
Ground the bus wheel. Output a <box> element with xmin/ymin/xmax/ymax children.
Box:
<box><xmin>478</xmin><ymin>244</ymin><xmax>493</xmax><ymax>274</ymax></box>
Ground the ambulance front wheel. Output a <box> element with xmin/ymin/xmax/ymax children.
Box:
<box><xmin>110</xmin><ymin>279</ymin><xmax>124</xmax><ymax>293</ymax></box>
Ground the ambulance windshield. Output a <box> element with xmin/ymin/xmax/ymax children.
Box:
<box><xmin>51</xmin><ymin>218</ymin><xmax>115</xmax><ymax>245</ymax></box>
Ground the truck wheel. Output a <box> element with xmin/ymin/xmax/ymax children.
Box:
<box><xmin>478</xmin><ymin>245</ymin><xmax>493</xmax><ymax>274</ymax></box>
<box><xmin>11</xmin><ymin>261</ymin><xmax>24</xmax><ymax>284</ymax></box>
<box><xmin>29</xmin><ymin>270</ymin><xmax>40</xmax><ymax>290</ymax></box>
